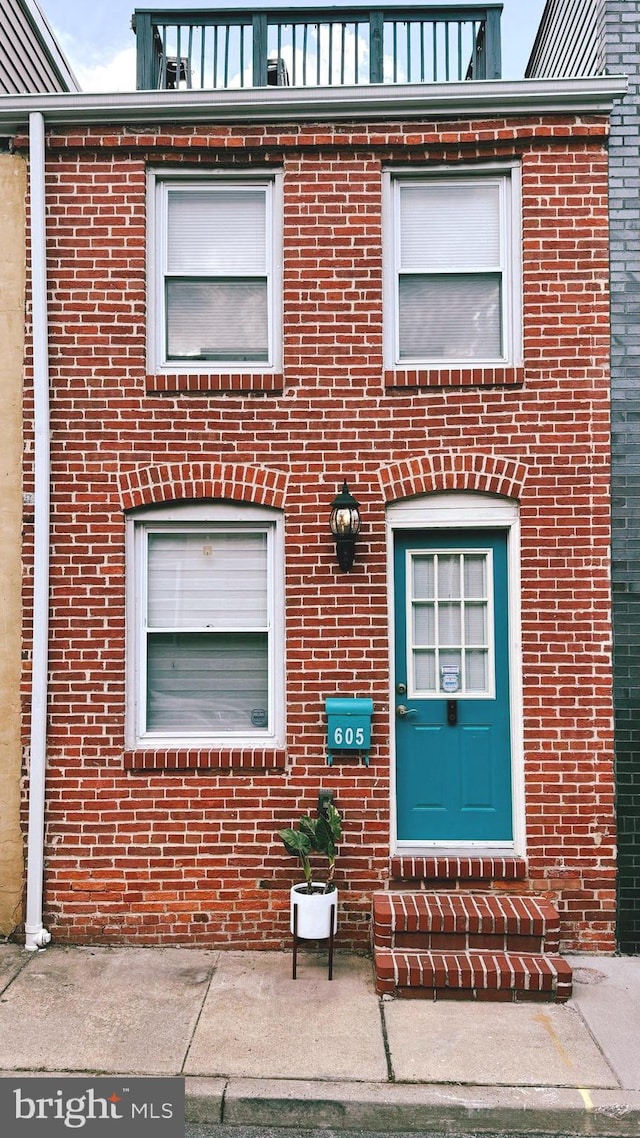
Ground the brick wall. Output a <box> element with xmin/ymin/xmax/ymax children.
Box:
<box><xmin>602</xmin><ymin>1</ymin><xmax>640</xmax><ymax>953</ymax></box>
<box><xmin>20</xmin><ymin>112</ymin><xmax>616</xmax><ymax>951</ymax></box>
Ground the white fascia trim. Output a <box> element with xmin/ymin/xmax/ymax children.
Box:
<box><xmin>0</xmin><ymin>76</ymin><xmax>627</xmax><ymax>133</ymax></box>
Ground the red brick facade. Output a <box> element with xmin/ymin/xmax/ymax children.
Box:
<box><xmin>20</xmin><ymin>112</ymin><xmax>616</xmax><ymax>952</ymax></box>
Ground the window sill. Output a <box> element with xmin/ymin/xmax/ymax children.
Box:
<box><xmin>384</xmin><ymin>366</ymin><xmax>524</xmax><ymax>390</ymax></box>
<box><xmin>124</xmin><ymin>747</ymin><xmax>287</xmax><ymax>771</ymax></box>
<box><xmin>146</xmin><ymin>373</ymin><xmax>285</xmax><ymax>395</ymax></box>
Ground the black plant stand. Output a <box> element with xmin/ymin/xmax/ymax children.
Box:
<box><xmin>291</xmin><ymin>899</ymin><xmax>336</xmax><ymax>980</ymax></box>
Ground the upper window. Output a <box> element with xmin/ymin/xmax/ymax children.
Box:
<box><xmin>384</xmin><ymin>168</ymin><xmax>521</xmax><ymax>367</ymax></box>
<box><xmin>149</xmin><ymin>173</ymin><xmax>282</xmax><ymax>373</ymax></box>
<box><xmin>127</xmin><ymin>503</ymin><xmax>285</xmax><ymax>748</ymax></box>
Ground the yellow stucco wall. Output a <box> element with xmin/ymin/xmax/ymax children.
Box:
<box><xmin>0</xmin><ymin>151</ymin><xmax>26</xmax><ymax>936</ymax></box>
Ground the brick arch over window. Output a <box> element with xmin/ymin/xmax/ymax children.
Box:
<box><xmin>378</xmin><ymin>454</ymin><xmax>528</xmax><ymax>503</ymax></box>
<box><xmin>118</xmin><ymin>463</ymin><xmax>289</xmax><ymax>512</ymax></box>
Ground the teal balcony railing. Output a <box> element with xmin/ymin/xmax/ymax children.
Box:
<box><xmin>132</xmin><ymin>5</ymin><xmax>502</xmax><ymax>91</ymax></box>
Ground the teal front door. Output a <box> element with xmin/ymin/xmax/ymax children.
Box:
<box><xmin>394</xmin><ymin>530</ymin><xmax>513</xmax><ymax>843</ymax></box>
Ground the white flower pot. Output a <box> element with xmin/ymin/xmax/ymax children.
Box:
<box><xmin>290</xmin><ymin>882</ymin><xmax>338</xmax><ymax>939</ymax></box>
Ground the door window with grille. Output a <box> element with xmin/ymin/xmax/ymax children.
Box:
<box><xmin>407</xmin><ymin>549</ymin><xmax>495</xmax><ymax>698</ymax></box>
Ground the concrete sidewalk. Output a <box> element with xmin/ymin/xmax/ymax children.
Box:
<box><xmin>1</xmin><ymin>942</ymin><xmax>639</xmax><ymax>1134</ymax></box>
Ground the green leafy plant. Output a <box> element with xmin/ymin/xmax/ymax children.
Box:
<box><xmin>278</xmin><ymin>803</ymin><xmax>342</xmax><ymax>894</ymax></box>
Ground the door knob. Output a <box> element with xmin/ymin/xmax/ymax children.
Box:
<box><xmin>396</xmin><ymin>705</ymin><xmax>417</xmax><ymax>718</ymax></box>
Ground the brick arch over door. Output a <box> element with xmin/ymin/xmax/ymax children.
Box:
<box><xmin>378</xmin><ymin>454</ymin><xmax>529</xmax><ymax>504</ymax></box>
<box><xmin>118</xmin><ymin>462</ymin><xmax>289</xmax><ymax>512</ymax></box>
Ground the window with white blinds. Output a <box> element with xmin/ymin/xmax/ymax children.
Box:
<box><xmin>386</xmin><ymin>170</ymin><xmax>520</xmax><ymax>366</ymax></box>
<box><xmin>131</xmin><ymin>515</ymin><xmax>284</xmax><ymax>743</ymax></box>
<box><xmin>151</xmin><ymin>175</ymin><xmax>281</xmax><ymax>370</ymax></box>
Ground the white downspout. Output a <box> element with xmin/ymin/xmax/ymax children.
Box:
<box><xmin>24</xmin><ymin>111</ymin><xmax>52</xmax><ymax>951</ymax></box>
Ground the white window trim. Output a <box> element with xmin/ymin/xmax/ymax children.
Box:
<box><xmin>147</xmin><ymin>168</ymin><xmax>283</xmax><ymax>375</ymax></box>
<box><xmin>386</xmin><ymin>493</ymin><xmax>525</xmax><ymax>857</ymax></box>
<box><xmin>126</xmin><ymin>502</ymin><xmax>285</xmax><ymax>749</ymax></box>
<box><xmin>382</xmin><ymin>163</ymin><xmax>522</xmax><ymax>369</ymax></box>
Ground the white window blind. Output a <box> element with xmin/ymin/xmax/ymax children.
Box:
<box><xmin>167</xmin><ymin>190</ymin><xmax>267</xmax><ymax>275</ymax></box>
<box><xmin>163</xmin><ymin>184</ymin><xmax>270</xmax><ymax>363</ymax></box>
<box><xmin>145</xmin><ymin>529</ymin><xmax>270</xmax><ymax>733</ymax></box>
<box><xmin>148</xmin><ymin>532</ymin><xmax>267</xmax><ymax>628</ymax></box>
<box><xmin>399</xmin><ymin>183</ymin><xmax>501</xmax><ymax>270</ymax></box>
<box><xmin>166</xmin><ymin>280</ymin><xmax>268</xmax><ymax>362</ymax></box>
<box><xmin>399</xmin><ymin>274</ymin><xmax>501</xmax><ymax>360</ymax></box>
<box><xmin>146</xmin><ymin>633</ymin><xmax>268</xmax><ymax>732</ymax></box>
<box><xmin>395</xmin><ymin>177</ymin><xmax>509</xmax><ymax>363</ymax></box>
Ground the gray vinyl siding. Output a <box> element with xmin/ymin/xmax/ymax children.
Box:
<box><xmin>526</xmin><ymin>0</ymin><xmax>604</xmax><ymax>77</ymax></box>
<box><xmin>0</xmin><ymin>0</ymin><xmax>78</xmax><ymax>93</ymax></box>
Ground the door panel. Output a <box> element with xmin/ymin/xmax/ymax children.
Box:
<box><xmin>394</xmin><ymin>530</ymin><xmax>513</xmax><ymax>843</ymax></box>
<box><xmin>460</xmin><ymin>726</ymin><xmax>493</xmax><ymax>808</ymax></box>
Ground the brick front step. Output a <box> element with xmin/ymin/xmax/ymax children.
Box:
<box><xmin>372</xmin><ymin>890</ymin><xmax>571</xmax><ymax>1002</ymax></box>
<box><xmin>374</xmin><ymin>948</ymin><xmax>573</xmax><ymax>1002</ymax></box>
<box><xmin>373</xmin><ymin>892</ymin><xmax>561</xmax><ymax>954</ymax></box>
<box><xmin>390</xmin><ymin>855</ymin><xmax>527</xmax><ymax>884</ymax></box>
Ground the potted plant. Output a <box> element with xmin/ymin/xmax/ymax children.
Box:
<box><xmin>278</xmin><ymin>802</ymin><xmax>342</xmax><ymax>939</ymax></box>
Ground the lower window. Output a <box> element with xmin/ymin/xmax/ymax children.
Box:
<box><xmin>128</xmin><ymin>505</ymin><xmax>284</xmax><ymax>747</ymax></box>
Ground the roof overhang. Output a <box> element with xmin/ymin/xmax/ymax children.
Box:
<box><xmin>0</xmin><ymin>76</ymin><xmax>627</xmax><ymax>135</ymax></box>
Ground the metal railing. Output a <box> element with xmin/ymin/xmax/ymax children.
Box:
<box><xmin>132</xmin><ymin>5</ymin><xmax>502</xmax><ymax>91</ymax></box>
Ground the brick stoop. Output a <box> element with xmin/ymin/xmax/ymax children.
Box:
<box><xmin>389</xmin><ymin>855</ymin><xmax>528</xmax><ymax>885</ymax></box>
<box><xmin>372</xmin><ymin>889</ymin><xmax>573</xmax><ymax>1002</ymax></box>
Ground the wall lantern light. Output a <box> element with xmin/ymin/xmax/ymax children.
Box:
<box><xmin>329</xmin><ymin>480</ymin><xmax>361</xmax><ymax>572</ymax></box>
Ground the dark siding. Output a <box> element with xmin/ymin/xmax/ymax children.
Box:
<box><xmin>606</xmin><ymin>1</ymin><xmax>640</xmax><ymax>955</ymax></box>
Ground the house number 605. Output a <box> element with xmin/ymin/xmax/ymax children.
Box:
<box><xmin>333</xmin><ymin>726</ymin><xmax>365</xmax><ymax>746</ymax></box>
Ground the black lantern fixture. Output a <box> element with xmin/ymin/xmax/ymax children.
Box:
<box><xmin>329</xmin><ymin>480</ymin><xmax>361</xmax><ymax>572</ymax></box>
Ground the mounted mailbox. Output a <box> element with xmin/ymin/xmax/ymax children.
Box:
<box><xmin>325</xmin><ymin>697</ymin><xmax>374</xmax><ymax>766</ymax></box>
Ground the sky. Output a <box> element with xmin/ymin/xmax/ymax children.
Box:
<box><xmin>38</xmin><ymin>0</ymin><xmax>548</xmax><ymax>92</ymax></box>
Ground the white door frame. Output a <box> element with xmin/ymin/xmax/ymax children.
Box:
<box><xmin>386</xmin><ymin>493</ymin><xmax>526</xmax><ymax>856</ymax></box>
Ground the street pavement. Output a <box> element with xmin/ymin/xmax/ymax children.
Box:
<box><xmin>0</xmin><ymin>942</ymin><xmax>639</xmax><ymax>1135</ymax></box>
